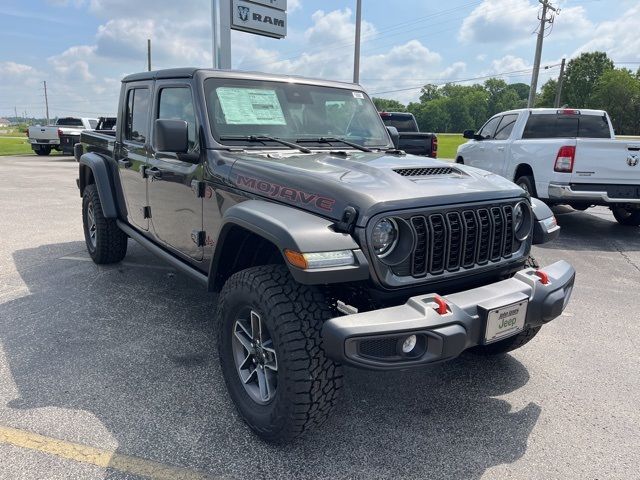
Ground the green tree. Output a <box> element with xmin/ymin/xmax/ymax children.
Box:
<box><xmin>562</xmin><ymin>51</ymin><xmax>614</xmax><ymax>108</ymax></box>
<box><xmin>508</xmin><ymin>83</ymin><xmax>530</xmax><ymax>102</ymax></box>
<box><xmin>372</xmin><ymin>97</ymin><xmax>406</xmax><ymax>112</ymax></box>
<box><xmin>419</xmin><ymin>84</ymin><xmax>441</xmax><ymax>103</ymax></box>
<box><xmin>535</xmin><ymin>78</ymin><xmax>558</xmax><ymax>107</ymax></box>
<box><xmin>592</xmin><ymin>69</ymin><xmax>640</xmax><ymax>134</ymax></box>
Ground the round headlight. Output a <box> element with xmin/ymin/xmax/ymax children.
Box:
<box><xmin>513</xmin><ymin>201</ymin><xmax>532</xmax><ymax>241</ymax></box>
<box><xmin>514</xmin><ymin>202</ymin><xmax>525</xmax><ymax>231</ymax></box>
<box><xmin>371</xmin><ymin>218</ymin><xmax>398</xmax><ymax>257</ymax></box>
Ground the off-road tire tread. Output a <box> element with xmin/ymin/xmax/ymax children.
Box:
<box><xmin>217</xmin><ymin>265</ymin><xmax>343</xmax><ymax>442</ymax></box>
<box><xmin>470</xmin><ymin>326</ymin><xmax>541</xmax><ymax>356</ymax></box>
<box><xmin>82</xmin><ymin>184</ymin><xmax>127</xmax><ymax>264</ymax></box>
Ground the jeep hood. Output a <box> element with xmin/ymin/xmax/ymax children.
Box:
<box><xmin>225</xmin><ymin>151</ymin><xmax>525</xmax><ymax>227</ymax></box>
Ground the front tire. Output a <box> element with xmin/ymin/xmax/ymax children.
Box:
<box><xmin>515</xmin><ymin>175</ymin><xmax>536</xmax><ymax>197</ymax></box>
<box><xmin>611</xmin><ymin>205</ymin><xmax>640</xmax><ymax>226</ymax></box>
<box><xmin>470</xmin><ymin>326</ymin><xmax>541</xmax><ymax>356</ymax></box>
<box><xmin>217</xmin><ymin>265</ymin><xmax>343</xmax><ymax>442</ymax></box>
<box><xmin>82</xmin><ymin>184</ymin><xmax>127</xmax><ymax>264</ymax></box>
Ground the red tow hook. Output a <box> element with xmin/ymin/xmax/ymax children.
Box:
<box><xmin>534</xmin><ymin>270</ymin><xmax>550</xmax><ymax>285</ymax></box>
<box><xmin>433</xmin><ymin>295</ymin><xmax>449</xmax><ymax>315</ymax></box>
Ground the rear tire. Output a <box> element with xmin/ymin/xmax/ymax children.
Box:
<box><xmin>82</xmin><ymin>184</ymin><xmax>127</xmax><ymax>264</ymax></box>
<box><xmin>34</xmin><ymin>145</ymin><xmax>51</xmax><ymax>156</ymax></box>
<box><xmin>515</xmin><ymin>175</ymin><xmax>536</xmax><ymax>197</ymax></box>
<box><xmin>611</xmin><ymin>205</ymin><xmax>640</xmax><ymax>226</ymax></box>
<box><xmin>470</xmin><ymin>326</ymin><xmax>541</xmax><ymax>356</ymax></box>
<box><xmin>217</xmin><ymin>265</ymin><xmax>343</xmax><ymax>443</ymax></box>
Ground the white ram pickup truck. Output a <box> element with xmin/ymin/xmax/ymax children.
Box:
<box><xmin>456</xmin><ymin>108</ymin><xmax>640</xmax><ymax>226</ymax></box>
<box><xmin>28</xmin><ymin>117</ymin><xmax>97</xmax><ymax>156</ymax></box>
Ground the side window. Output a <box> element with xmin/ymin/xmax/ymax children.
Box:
<box><xmin>158</xmin><ymin>87</ymin><xmax>198</xmax><ymax>150</ymax></box>
<box><xmin>88</xmin><ymin>119</ymin><xmax>98</xmax><ymax>129</ymax></box>
<box><xmin>478</xmin><ymin>116</ymin><xmax>501</xmax><ymax>139</ymax></box>
<box><xmin>494</xmin><ymin>114</ymin><xmax>518</xmax><ymax>140</ymax></box>
<box><xmin>125</xmin><ymin>88</ymin><xmax>150</xmax><ymax>143</ymax></box>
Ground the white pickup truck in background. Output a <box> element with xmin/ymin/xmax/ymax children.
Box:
<box><xmin>456</xmin><ymin>108</ymin><xmax>640</xmax><ymax>226</ymax></box>
<box><xmin>28</xmin><ymin>117</ymin><xmax>97</xmax><ymax>156</ymax></box>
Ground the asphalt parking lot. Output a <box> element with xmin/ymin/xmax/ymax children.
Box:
<box><xmin>0</xmin><ymin>154</ymin><xmax>639</xmax><ymax>480</ymax></box>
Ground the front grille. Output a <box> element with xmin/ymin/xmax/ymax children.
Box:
<box><xmin>409</xmin><ymin>204</ymin><xmax>516</xmax><ymax>278</ymax></box>
<box><xmin>393</xmin><ymin>166</ymin><xmax>460</xmax><ymax>177</ymax></box>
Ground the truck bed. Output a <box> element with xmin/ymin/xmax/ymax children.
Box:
<box><xmin>80</xmin><ymin>130</ymin><xmax>115</xmax><ymax>157</ymax></box>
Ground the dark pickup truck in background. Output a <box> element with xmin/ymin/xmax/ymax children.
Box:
<box><xmin>379</xmin><ymin>111</ymin><xmax>437</xmax><ymax>158</ymax></box>
<box><xmin>75</xmin><ymin>68</ymin><xmax>573</xmax><ymax>443</ymax></box>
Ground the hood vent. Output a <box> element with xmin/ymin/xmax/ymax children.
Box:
<box><xmin>393</xmin><ymin>166</ymin><xmax>461</xmax><ymax>177</ymax></box>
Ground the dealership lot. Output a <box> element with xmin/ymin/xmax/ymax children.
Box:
<box><xmin>0</xmin><ymin>154</ymin><xmax>639</xmax><ymax>479</ymax></box>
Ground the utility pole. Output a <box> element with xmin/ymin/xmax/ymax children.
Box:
<box><xmin>43</xmin><ymin>81</ymin><xmax>50</xmax><ymax>125</ymax></box>
<box><xmin>554</xmin><ymin>57</ymin><xmax>566</xmax><ymax>108</ymax></box>
<box><xmin>147</xmin><ymin>39</ymin><xmax>152</xmax><ymax>71</ymax></box>
<box><xmin>527</xmin><ymin>0</ymin><xmax>558</xmax><ymax>108</ymax></box>
<box><xmin>14</xmin><ymin>106</ymin><xmax>18</xmax><ymax>123</ymax></box>
<box><xmin>353</xmin><ymin>0</ymin><xmax>362</xmax><ymax>83</ymax></box>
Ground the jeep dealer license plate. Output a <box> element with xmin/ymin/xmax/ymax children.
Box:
<box><xmin>484</xmin><ymin>300</ymin><xmax>528</xmax><ymax>344</ymax></box>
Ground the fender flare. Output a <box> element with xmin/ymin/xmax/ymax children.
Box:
<box><xmin>78</xmin><ymin>152</ymin><xmax>118</xmax><ymax>218</ymax></box>
<box><xmin>531</xmin><ymin>198</ymin><xmax>560</xmax><ymax>244</ymax></box>
<box><xmin>208</xmin><ymin>200</ymin><xmax>368</xmax><ymax>290</ymax></box>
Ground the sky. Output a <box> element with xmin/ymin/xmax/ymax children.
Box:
<box><xmin>0</xmin><ymin>0</ymin><xmax>638</xmax><ymax>119</ymax></box>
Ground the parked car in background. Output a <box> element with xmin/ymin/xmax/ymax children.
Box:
<box><xmin>28</xmin><ymin>117</ymin><xmax>98</xmax><ymax>155</ymax></box>
<box><xmin>457</xmin><ymin>108</ymin><xmax>640</xmax><ymax>225</ymax></box>
<box><xmin>379</xmin><ymin>111</ymin><xmax>437</xmax><ymax>158</ymax></box>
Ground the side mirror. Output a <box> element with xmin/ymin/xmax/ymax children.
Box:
<box><xmin>463</xmin><ymin>129</ymin><xmax>476</xmax><ymax>139</ymax></box>
<box><xmin>386</xmin><ymin>126</ymin><xmax>400</xmax><ymax>149</ymax></box>
<box><xmin>155</xmin><ymin>119</ymin><xmax>188</xmax><ymax>153</ymax></box>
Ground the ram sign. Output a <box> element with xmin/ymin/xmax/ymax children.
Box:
<box><xmin>231</xmin><ymin>0</ymin><xmax>287</xmax><ymax>39</ymax></box>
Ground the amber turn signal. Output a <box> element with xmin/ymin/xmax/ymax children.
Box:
<box><xmin>284</xmin><ymin>249</ymin><xmax>308</xmax><ymax>269</ymax></box>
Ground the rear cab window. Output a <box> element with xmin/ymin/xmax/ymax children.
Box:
<box><xmin>522</xmin><ymin>112</ymin><xmax>610</xmax><ymax>139</ymax></box>
<box><xmin>56</xmin><ymin>118</ymin><xmax>83</xmax><ymax>127</ymax></box>
<box><xmin>379</xmin><ymin>113</ymin><xmax>417</xmax><ymax>132</ymax></box>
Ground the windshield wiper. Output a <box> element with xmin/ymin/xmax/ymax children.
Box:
<box><xmin>219</xmin><ymin>135</ymin><xmax>311</xmax><ymax>154</ymax></box>
<box><xmin>296</xmin><ymin>137</ymin><xmax>373</xmax><ymax>152</ymax></box>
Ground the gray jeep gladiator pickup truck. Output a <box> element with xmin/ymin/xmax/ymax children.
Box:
<box><xmin>76</xmin><ymin>68</ymin><xmax>575</xmax><ymax>442</ymax></box>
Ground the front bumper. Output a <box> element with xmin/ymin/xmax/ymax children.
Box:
<box><xmin>322</xmin><ymin>261</ymin><xmax>575</xmax><ymax>370</ymax></box>
<box><xmin>548</xmin><ymin>183</ymin><xmax>640</xmax><ymax>204</ymax></box>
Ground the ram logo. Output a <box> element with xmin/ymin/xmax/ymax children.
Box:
<box><xmin>628</xmin><ymin>154</ymin><xmax>639</xmax><ymax>167</ymax></box>
<box><xmin>237</xmin><ymin>5</ymin><xmax>250</xmax><ymax>22</ymax></box>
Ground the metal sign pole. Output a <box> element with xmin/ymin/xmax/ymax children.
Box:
<box><xmin>212</xmin><ymin>0</ymin><xmax>232</xmax><ymax>69</ymax></box>
<box><xmin>353</xmin><ymin>0</ymin><xmax>362</xmax><ymax>84</ymax></box>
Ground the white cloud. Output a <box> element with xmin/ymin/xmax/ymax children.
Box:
<box><xmin>572</xmin><ymin>4</ymin><xmax>640</xmax><ymax>62</ymax></box>
<box><xmin>459</xmin><ymin>0</ymin><xmax>591</xmax><ymax>45</ymax></box>
<box><xmin>48</xmin><ymin>45</ymin><xmax>96</xmax><ymax>81</ymax></box>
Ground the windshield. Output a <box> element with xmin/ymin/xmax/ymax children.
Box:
<box><xmin>204</xmin><ymin>78</ymin><xmax>390</xmax><ymax>148</ymax></box>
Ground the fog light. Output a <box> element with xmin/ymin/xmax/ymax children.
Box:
<box><xmin>401</xmin><ymin>334</ymin><xmax>417</xmax><ymax>354</ymax></box>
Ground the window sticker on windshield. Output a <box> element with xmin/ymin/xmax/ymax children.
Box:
<box><xmin>216</xmin><ymin>87</ymin><xmax>286</xmax><ymax>125</ymax></box>
<box><xmin>352</xmin><ymin>91</ymin><xmax>364</xmax><ymax>99</ymax></box>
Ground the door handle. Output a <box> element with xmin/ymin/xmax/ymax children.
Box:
<box><xmin>497</xmin><ymin>146</ymin><xmax>505</xmax><ymax>151</ymax></box>
<box><xmin>118</xmin><ymin>159</ymin><xmax>132</xmax><ymax>168</ymax></box>
<box><xmin>145</xmin><ymin>166</ymin><xmax>163</xmax><ymax>179</ymax></box>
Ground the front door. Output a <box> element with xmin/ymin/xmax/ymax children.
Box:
<box><xmin>147</xmin><ymin>82</ymin><xmax>203</xmax><ymax>261</ymax></box>
<box><xmin>117</xmin><ymin>84</ymin><xmax>151</xmax><ymax>230</ymax></box>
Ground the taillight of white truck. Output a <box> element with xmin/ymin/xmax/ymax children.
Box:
<box><xmin>554</xmin><ymin>145</ymin><xmax>576</xmax><ymax>172</ymax></box>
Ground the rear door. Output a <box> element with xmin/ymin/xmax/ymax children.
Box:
<box><xmin>147</xmin><ymin>81</ymin><xmax>203</xmax><ymax>261</ymax></box>
<box><xmin>481</xmin><ymin>113</ymin><xmax>518</xmax><ymax>175</ymax></box>
<box><xmin>116</xmin><ymin>82</ymin><xmax>151</xmax><ymax>230</ymax></box>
